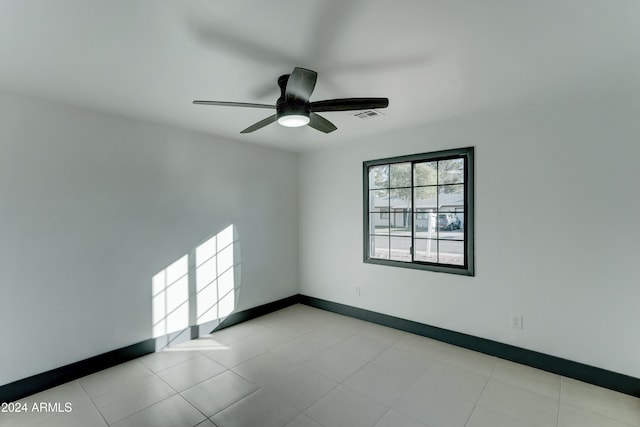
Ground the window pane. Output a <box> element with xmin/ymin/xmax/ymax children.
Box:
<box><xmin>438</xmin><ymin>212</ymin><xmax>464</xmax><ymax>240</ymax></box>
<box><xmin>369</xmin><ymin>165</ymin><xmax>389</xmax><ymax>189</ymax></box>
<box><xmin>390</xmin><ymin>212</ymin><xmax>412</xmax><ymax>236</ymax></box>
<box><xmin>369</xmin><ymin>189</ymin><xmax>389</xmax><ymax>212</ymax></box>
<box><xmin>390</xmin><ymin>188</ymin><xmax>411</xmax><ymax>211</ymax></box>
<box><xmin>414</xmin><ymin>186</ymin><xmax>437</xmax><ymax>211</ymax></box>
<box><xmin>390</xmin><ymin>162</ymin><xmax>411</xmax><ymax>188</ymax></box>
<box><xmin>414</xmin><ymin>161</ymin><xmax>437</xmax><ymax>186</ymax></box>
<box><xmin>390</xmin><ymin>237</ymin><xmax>411</xmax><ymax>262</ymax></box>
<box><xmin>415</xmin><ymin>212</ymin><xmax>437</xmax><ymax>237</ymax></box>
<box><xmin>369</xmin><ymin>213</ymin><xmax>389</xmax><ymax>235</ymax></box>
<box><xmin>437</xmin><ymin>212</ymin><xmax>463</xmax><ymax>234</ymax></box>
<box><xmin>438</xmin><ymin>240</ymin><xmax>464</xmax><ymax>265</ymax></box>
<box><xmin>414</xmin><ymin>239</ymin><xmax>438</xmax><ymax>263</ymax></box>
<box><xmin>414</xmin><ymin>209</ymin><xmax>431</xmax><ymax>221</ymax></box>
<box><xmin>438</xmin><ymin>158</ymin><xmax>465</xmax><ymax>184</ymax></box>
<box><xmin>369</xmin><ymin>235</ymin><xmax>389</xmax><ymax>259</ymax></box>
<box><xmin>438</xmin><ymin>184</ymin><xmax>464</xmax><ymax>209</ymax></box>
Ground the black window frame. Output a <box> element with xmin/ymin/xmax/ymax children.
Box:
<box><xmin>363</xmin><ymin>147</ymin><xmax>474</xmax><ymax>276</ymax></box>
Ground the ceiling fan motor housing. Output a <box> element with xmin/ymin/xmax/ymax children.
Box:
<box><xmin>277</xmin><ymin>101</ymin><xmax>310</xmax><ymax>119</ymax></box>
<box><xmin>276</xmin><ymin>74</ymin><xmax>310</xmax><ymax>120</ymax></box>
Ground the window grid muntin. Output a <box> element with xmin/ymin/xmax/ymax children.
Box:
<box><xmin>364</xmin><ymin>148</ymin><xmax>473</xmax><ymax>275</ymax></box>
<box><xmin>368</xmin><ymin>157</ymin><xmax>467</xmax><ymax>266</ymax></box>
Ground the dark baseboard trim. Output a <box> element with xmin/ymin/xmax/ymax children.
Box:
<box><xmin>299</xmin><ymin>295</ymin><xmax>640</xmax><ymax>398</ymax></box>
<box><xmin>0</xmin><ymin>339</ymin><xmax>155</xmax><ymax>404</ymax></box>
<box><xmin>0</xmin><ymin>295</ymin><xmax>300</xmax><ymax>404</ymax></box>
<box><xmin>212</xmin><ymin>294</ymin><xmax>301</xmax><ymax>332</ymax></box>
<box><xmin>5</xmin><ymin>294</ymin><xmax>637</xmax><ymax>402</ymax></box>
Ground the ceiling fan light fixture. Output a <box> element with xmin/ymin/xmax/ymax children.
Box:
<box><xmin>277</xmin><ymin>114</ymin><xmax>310</xmax><ymax>127</ymax></box>
<box><xmin>194</xmin><ymin>67</ymin><xmax>388</xmax><ymax>134</ymax></box>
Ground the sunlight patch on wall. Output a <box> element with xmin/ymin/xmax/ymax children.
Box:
<box><xmin>195</xmin><ymin>224</ymin><xmax>236</xmax><ymax>324</ymax></box>
<box><xmin>151</xmin><ymin>224</ymin><xmax>240</xmax><ymax>342</ymax></box>
<box><xmin>152</xmin><ymin>255</ymin><xmax>189</xmax><ymax>338</ymax></box>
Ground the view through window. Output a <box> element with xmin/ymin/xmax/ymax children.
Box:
<box><xmin>364</xmin><ymin>147</ymin><xmax>474</xmax><ymax>275</ymax></box>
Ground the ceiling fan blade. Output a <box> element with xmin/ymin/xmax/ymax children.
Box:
<box><xmin>310</xmin><ymin>98</ymin><xmax>389</xmax><ymax>112</ymax></box>
<box><xmin>285</xmin><ymin>67</ymin><xmax>317</xmax><ymax>103</ymax></box>
<box><xmin>193</xmin><ymin>100</ymin><xmax>275</xmax><ymax>109</ymax></box>
<box><xmin>308</xmin><ymin>112</ymin><xmax>337</xmax><ymax>133</ymax></box>
<box><xmin>240</xmin><ymin>114</ymin><xmax>278</xmax><ymax>133</ymax></box>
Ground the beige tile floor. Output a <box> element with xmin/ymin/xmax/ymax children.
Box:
<box><xmin>2</xmin><ymin>304</ymin><xmax>639</xmax><ymax>427</ymax></box>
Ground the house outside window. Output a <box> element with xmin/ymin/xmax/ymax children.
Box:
<box><xmin>363</xmin><ymin>147</ymin><xmax>474</xmax><ymax>275</ymax></box>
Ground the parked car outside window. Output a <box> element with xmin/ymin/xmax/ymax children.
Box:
<box><xmin>438</xmin><ymin>213</ymin><xmax>461</xmax><ymax>230</ymax></box>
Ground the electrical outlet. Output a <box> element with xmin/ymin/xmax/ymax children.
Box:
<box><xmin>511</xmin><ymin>314</ymin><xmax>524</xmax><ymax>330</ymax></box>
<box><xmin>354</xmin><ymin>286</ymin><xmax>361</xmax><ymax>296</ymax></box>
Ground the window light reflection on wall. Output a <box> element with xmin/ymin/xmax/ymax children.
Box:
<box><xmin>195</xmin><ymin>224</ymin><xmax>236</xmax><ymax>324</ymax></box>
<box><xmin>152</xmin><ymin>255</ymin><xmax>189</xmax><ymax>338</ymax></box>
<box><xmin>151</xmin><ymin>225</ymin><xmax>238</xmax><ymax>340</ymax></box>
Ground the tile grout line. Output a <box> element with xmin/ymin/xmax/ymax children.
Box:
<box><xmin>87</xmin><ymin>358</ymin><xmax>216</xmax><ymax>426</ymax></box>
<box><xmin>486</xmin><ymin>376</ymin><xmax>561</xmax><ymax>402</ymax></box>
<box><xmin>151</xmin><ymin>367</ymin><xmax>213</xmax><ymax>424</ymax></box>
<box><xmin>303</xmin><ymin>382</ymin><xmax>391</xmax><ymax>427</ymax></box>
<box><xmin>358</xmin><ymin>356</ymin><xmax>433</xmax><ymax>426</ymax></box>
<box><xmin>77</xmin><ymin>380</ymin><xmax>110</xmax><ymax>427</ymax></box>
<box><xmin>556</xmin><ymin>376</ymin><xmax>563</xmax><ymax>427</ymax></box>
<box><xmin>462</xmin><ymin>356</ymin><xmax>496</xmax><ymax>427</ymax></box>
<box><xmin>556</xmin><ymin>391</ymin><xmax>640</xmax><ymax>427</ymax></box>
<box><xmin>101</xmin><ymin>374</ymin><xmax>182</xmax><ymax>426</ymax></box>
<box><xmin>207</xmin><ymin>388</ymin><xmax>263</xmax><ymax>422</ymax></box>
<box><xmin>139</xmin><ymin>350</ymin><xmax>205</xmax><ymax>374</ymax></box>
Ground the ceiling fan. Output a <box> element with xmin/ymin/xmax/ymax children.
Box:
<box><xmin>193</xmin><ymin>67</ymin><xmax>389</xmax><ymax>134</ymax></box>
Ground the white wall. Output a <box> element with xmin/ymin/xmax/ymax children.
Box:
<box><xmin>299</xmin><ymin>93</ymin><xmax>640</xmax><ymax>378</ymax></box>
<box><xmin>0</xmin><ymin>90</ymin><xmax>299</xmax><ymax>386</ymax></box>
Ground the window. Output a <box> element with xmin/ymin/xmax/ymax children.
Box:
<box><xmin>363</xmin><ymin>147</ymin><xmax>474</xmax><ymax>275</ymax></box>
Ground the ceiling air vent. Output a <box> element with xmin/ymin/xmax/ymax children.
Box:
<box><xmin>353</xmin><ymin>110</ymin><xmax>385</xmax><ymax>119</ymax></box>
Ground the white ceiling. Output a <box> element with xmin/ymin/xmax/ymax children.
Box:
<box><xmin>1</xmin><ymin>0</ymin><xmax>639</xmax><ymax>152</ymax></box>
